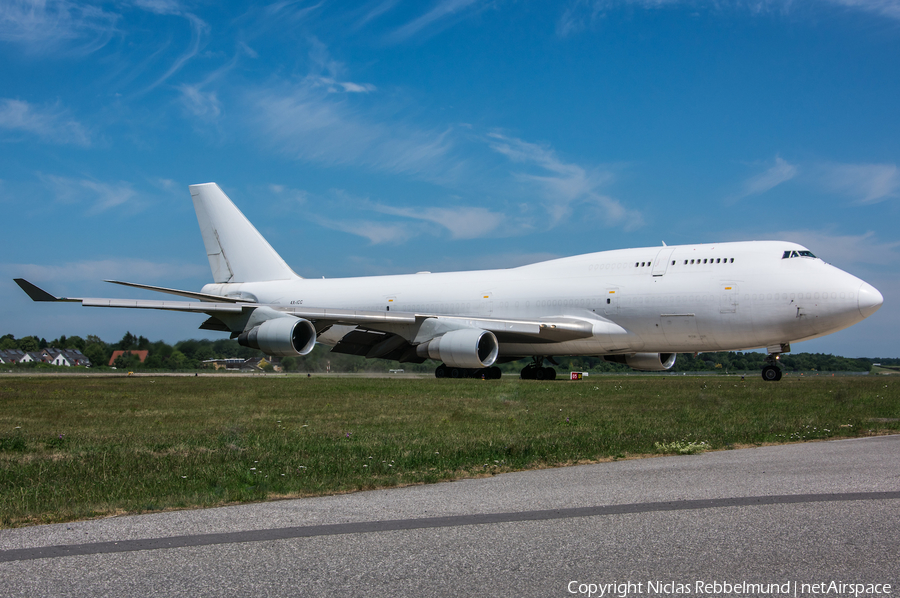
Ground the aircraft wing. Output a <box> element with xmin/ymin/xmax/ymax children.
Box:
<box><xmin>14</xmin><ymin>278</ymin><xmax>599</xmax><ymax>345</ymax></box>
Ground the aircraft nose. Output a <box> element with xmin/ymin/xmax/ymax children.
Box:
<box><xmin>858</xmin><ymin>281</ymin><xmax>883</xmax><ymax>319</ymax></box>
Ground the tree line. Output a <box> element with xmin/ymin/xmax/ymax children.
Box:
<box><xmin>1</xmin><ymin>332</ymin><xmax>897</xmax><ymax>373</ymax></box>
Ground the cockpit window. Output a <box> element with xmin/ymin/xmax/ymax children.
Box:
<box><xmin>783</xmin><ymin>250</ymin><xmax>817</xmax><ymax>259</ymax></box>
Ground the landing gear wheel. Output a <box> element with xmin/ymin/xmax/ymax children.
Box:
<box><xmin>543</xmin><ymin>367</ymin><xmax>557</xmax><ymax>381</ymax></box>
<box><xmin>520</xmin><ymin>365</ymin><xmax>536</xmax><ymax>380</ymax></box>
<box><xmin>489</xmin><ymin>366</ymin><xmax>502</xmax><ymax>380</ymax></box>
<box><xmin>761</xmin><ymin>365</ymin><xmax>781</xmax><ymax>381</ymax></box>
<box><xmin>435</xmin><ymin>364</ymin><xmax>447</xmax><ymax>378</ymax></box>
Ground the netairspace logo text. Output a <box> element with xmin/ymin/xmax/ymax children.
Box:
<box><xmin>566</xmin><ymin>580</ymin><xmax>893</xmax><ymax>597</ymax></box>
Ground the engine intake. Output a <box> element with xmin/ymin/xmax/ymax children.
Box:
<box><xmin>416</xmin><ymin>328</ymin><xmax>499</xmax><ymax>369</ymax></box>
<box><xmin>238</xmin><ymin>317</ymin><xmax>317</xmax><ymax>356</ymax></box>
<box><xmin>603</xmin><ymin>352</ymin><xmax>676</xmax><ymax>371</ymax></box>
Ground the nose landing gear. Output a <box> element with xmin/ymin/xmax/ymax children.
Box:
<box><xmin>761</xmin><ymin>363</ymin><xmax>782</xmax><ymax>381</ymax></box>
<box><xmin>761</xmin><ymin>347</ymin><xmax>787</xmax><ymax>381</ymax></box>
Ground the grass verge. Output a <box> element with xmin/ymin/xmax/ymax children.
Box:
<box><xmin>0</xmin><ymin>375</ymin><xmax>897</xmax><ymax>527</ymax></box>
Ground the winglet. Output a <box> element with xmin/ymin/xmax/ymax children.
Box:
<box><xmin>14</xmin><ymin>279</ymin><xmax>61</xmax><ymax>302</ymax></box>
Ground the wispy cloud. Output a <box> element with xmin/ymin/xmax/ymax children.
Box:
<box><xmin>42</xmin><ymin>175</ymin><xmax>138</xmax><ymax>213</ymax></box>
<box><xmin>373</xmin><ymin>204</ymin><xmax>506</xmax><ymax>239</ymax></box>
<box><xmin>390</xmin><ymin>0</ymin><xmax>484</xmax><ymax>42</ymax></box>
<box><xmin>487</xmin><ymin>132</ymin><xmax>643</xmax><ymax>229</ymax></box>
<box><xmin>3</xmin><ymin>259</ymin><xmax>207</xmax><ymax>284</ymax></box>
<box><xmin>354</xmin><ymin>0</ymin><xmax>401</xmax><ymax>29</ymax></box>
<box><xmin>557</xmin><ymin>0</ymin><xmax>900</xmax><ymax>36</ymax></box>
<box><xmin>0</xmin><ymin>0</ymin><xmax>119</xmax><ymax>54</ymax></box>
<box><xmin>816</xmin><ymin>162</ymin><xmax>899</xmax><ymax>204</ymax></box>
<box><xmin>822</xmin><ymin>0</ymin><xmax>900</xmax><ymax>21</ymax></box>
<box><xmin>310</xmin><ymin>216</ymin><xmax>415</xmax><ymax>244</ymax></box>
<box><xmin>0</xmin><ymin>99</ymin><xmax>91</xmax><ymax>146</ymax></box>
<box><xmin>144</xmin><ymin>13</ymin><xmax>210</xmax><ymax>92</ymax></box>
<box><xmin>249</xmin><ymin>81</ymin><xmax>453</xmax><ymax>177</ymax></box>
<box><xmin>305</xmin><ymin>36</ymin><xmax>377</xmax><ymax>93</ymax></box>
<box><xmin>177</xmin><ymin>84</ymin><xmax>222</xmax><ymax>119</ymax></box>
<box><xmin>557</xmin><ymin>0</ymin><xmax>680</xmax><ymax>36</ymax></box>
<box><xmin>731</xmin><ymin>156</ymin><xmax>797</xmax><ymax>201</ymax></box>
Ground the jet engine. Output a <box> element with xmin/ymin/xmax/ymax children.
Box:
<box><xmin>603</xmin><ymin>352</ymin><xmax>676</xmax><ymax>371</ymax></box>
<box><xmin>415</xmin><ymin>328</ymin><xmax>499</xmax><ymax>369</ymax></box>
<box><xmin>238</xmin><ymin>317</ymin><xmax>317</xmax><ymax>356</ymax></box>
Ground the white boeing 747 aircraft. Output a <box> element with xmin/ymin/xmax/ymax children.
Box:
<box><xmin>16</xmin><ymin>183</ymin><xmax>883</xmax><ymax>381</ymax></box>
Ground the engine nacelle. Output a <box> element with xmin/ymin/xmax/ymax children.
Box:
<box><xmin>238</xmin><ymin>317</ymin><xmax>317</xmax><ymax>356</ymax></box>
<box><xmin>603</xmin><ymin>352</ymin><xmax>676</xmax><ymax>371</ymax></box>
<box><xmin>415</xmin><ymin>328</ymin><xmax>499</xmax><ymax>369</ymax></box>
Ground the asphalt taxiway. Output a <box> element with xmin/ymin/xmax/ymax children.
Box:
<box><xmin>1</xmin><ymin>435</ymin><xmax>898</xmax><ymax>597</ymax></box>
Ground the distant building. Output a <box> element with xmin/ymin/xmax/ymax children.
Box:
<box><xmin>40</xmin><ymin>348</ymin><xmax>92</xmax><ymax>367</ymax></box>
<box><xmin>108</xmin><ymin>350</ymin><xmax>149</xmax><ymax>367</ymax></box>
<box><xmin>203</xmin><ymin>356</ymin><xmax>282</xmax><ymax>372</ymax></box>
<box><xmin>202</xmin><ymin>358</ymin><xmax>247</xmax><ymax>371</ymax></box>
<box><xmin>0</xmin><ymin>349</ymin><xmax>27</xmax><ymax>364</ymax></box>
<box><xmin>0</xmin><ymin>348</ymin><xmax>91</xmax><ymax>366</ymax></box>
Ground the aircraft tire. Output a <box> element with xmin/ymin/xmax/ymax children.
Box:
<box><xmin>520</xmin><ymin>366</ymin><xmax>535</xmax><ymax>380</ymax></box>
<box><xmin>435</xmin><ymin>365</ymin><xmax>447</xmax><ymax>378</ymax></box>
<box><xmin>489</xmin><ymin>366</ymin><xmax>502</xmax><ymax>379</ymax></box>
<box><xmin>761</xmin><ymin>365</ymin><xmax>781</xmax><ymax>381</ymax></box>
<box><xmin>543</xmin><ymin>367</ymin><xmax>557</xmax><ymax>381</ymax></box>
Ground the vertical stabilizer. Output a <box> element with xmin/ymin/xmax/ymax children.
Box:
<box><xmin>189</xmin><ymin>183</ymin><xmax>300</xmax><ymax>283</ymax></box>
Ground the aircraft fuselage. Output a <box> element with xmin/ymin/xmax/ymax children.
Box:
<box><xmin>201</xmin><ymin>240</ymin><xmax>880</xmax><ymax>358</ymax></box>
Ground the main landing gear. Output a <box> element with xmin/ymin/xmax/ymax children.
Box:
<box><xmin>520</xmin><ymin>356</ymin><xmax>557</xmax><ymax>381</ymax></box>
<box><xmin>434</xmin><ymin>364</ymin><xmax>502</xmax><ymax>379</ymax></box>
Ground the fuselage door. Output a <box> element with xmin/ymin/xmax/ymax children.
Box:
<box><xmin>479</xmin><ymin>291</ymin><xmax>493</xmax><ymax>317</ymax></box>
<box><xmin>604</xmin><ymin>288</ymin><xmax>619</xmax><ymax>316</ymax></box>
<box><xmin>651</xmin><ymin>247</ymin><xmax>676</xmax><ymax>276</ymax></box>
<box><xmin>720</xmin><ymin>283</ymin><xmax>738</xmax><ymax>313</ymax></box>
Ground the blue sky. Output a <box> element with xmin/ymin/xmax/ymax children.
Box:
<box><xmin>1</xmin><ymin>0</ymin><xmax>897</xmax><ymax>357</ymax></box>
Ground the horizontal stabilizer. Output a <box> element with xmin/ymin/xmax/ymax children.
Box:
<box><xmin>14</xmin><ymin>279</ymin><xmax>65</xmax><ymax>302</ymax></box>
<box><xmin>104</xmin><ymin>280</ymin><xmax>251</xmax><ymax>303</ymax></box>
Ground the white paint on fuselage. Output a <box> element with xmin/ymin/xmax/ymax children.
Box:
<box><xmin>201</xmin><ymin>240</ymin><xmax>880</xmax><ymax>357</ymax></box>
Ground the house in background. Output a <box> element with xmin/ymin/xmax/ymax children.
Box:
<box><xmin>0</xmin><ymin>348</ymin><xmax>91</xmax><ymax>366</ymax></box>
<box><xmin>203</xmin><ymin>356</ymin><xmax>282</xmax><ymax>372</ymax></box>
<box><xmin>40</xmin><ymin>348</ymin><xmax>92</xmax><ymax>367</ymax></box>
<box><xmin>108</xmin><ymin>350</ymin><xmax>149</xmax><ymax>367</ymax></box>
<box><xmin>0</xmin><ymin>349</ymin><xmax>27</xmax><ymax>364</ymax></box>
<box><xmin>203</xmin><ymin>357</ymin><xmax>247</xmax><ymax>371</ymax></box>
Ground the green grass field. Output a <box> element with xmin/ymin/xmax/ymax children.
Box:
<box><xmin>1</xmin><ymin>374</ymin><xmax>898</xmax><ymax>527</ymax></box>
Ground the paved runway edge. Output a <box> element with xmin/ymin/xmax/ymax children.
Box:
<box><xmin>3</xmin><ymin>491</ymin><xmax>898</xmax><ymax>563</ymax></box>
